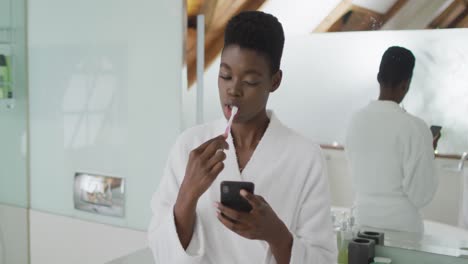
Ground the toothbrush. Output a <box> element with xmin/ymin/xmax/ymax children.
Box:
<box><xmin>224</xmin><ymin>106</ymin><xmax>238</xmax><ymax>138</ymax></box>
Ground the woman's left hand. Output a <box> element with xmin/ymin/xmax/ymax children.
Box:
<box><xmin>215</xmin><ymin>190</ymin><xmax>292</xmax><ymax>246</ymax></box>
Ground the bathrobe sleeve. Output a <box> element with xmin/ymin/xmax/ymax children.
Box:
<box><xmin>290</xmin><ymin>148</ymin><xmax>338</xmax><ymax>264</ymax></box>
<box><xmin>148</xmin><ymin>136</ymin><xmax>207</xmax><ymax>264</ymax></box>
<box><xmin>402</xmin><ymin>121</ymin><xmax>438</xmax><ymax>209</ymax></box>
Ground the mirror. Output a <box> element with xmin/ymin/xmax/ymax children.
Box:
<box><xmin>186</xmin><ymin>0</ymin><xmax>468</xmax><ymax>155</ymax></box>
<box><xmin>184</xmin><ymin>0</ymin><xmax>468</xmax><ymax>259</ymax></box>
<box><xmin>0</xmin><ymin>0</ymin><xmax>28</xmax><ymax>263</ymax></box>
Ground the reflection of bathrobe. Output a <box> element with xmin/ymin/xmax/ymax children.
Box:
<box><xmin>148</xmin><ymin>111</ymin><xmax>337</xmax><ymax>264</ymax></box>
<box><xmin>345</xmin><ymin>101</ymin><xmax>438</xmax><ymax>233</ymax></box>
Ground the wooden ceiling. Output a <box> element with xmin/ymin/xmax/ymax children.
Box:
<box><xmin>314</xmin><ymin>0</ymin><xmax>408</xmax><ymax>32</ymax></box>
<box><xmin>428</xmin><ymin>0</ymin><xmax>468</xmax><ymax>29</ymax></box>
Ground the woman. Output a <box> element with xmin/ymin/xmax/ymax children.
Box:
<box><xmin>148</xmin><ymin>11</ymin><xmax>336</xmax><ymax>264</ymax></box>
<box><xmin>345</xmin><ymin>46</ymin><xmax>438</xmax><ymax>234</ymax></box>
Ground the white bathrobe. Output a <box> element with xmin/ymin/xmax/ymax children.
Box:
<box><xmin>148</xmin><ymin>111</ymin><xmax>337</xmax><ymax>264</ymax></box>
<box><xmin>345</xmin><ymin>101</ymin><xmax>438</xmax><ymax>234</ymax></box>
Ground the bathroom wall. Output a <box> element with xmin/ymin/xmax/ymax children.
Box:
<box><xmin>0</xmin><ymin>0</ymin><xmax>28</xmax><ymax>208</ymax></box>
<box><xmin>29</xmin><ymin>210</ymin><xmax>147</xmax><ymax>264</ymax></box>
<box><xmin>28</xmin><ymin>0</ymin><xmax>184</xmax><ymax>231</ymax></box>
<box><xmin>0</xmin><ymin>204</ymin><xmax>28</xmax><ymax>264</ymax></box>
<box><xmin>0</xmin><ymin>0</ymin><xmax>29</xmax><ymax>263</ymax></box>
<box><xmin>27</xmin><ymin>0</ymin><xmax>184</xmax><ymax>262</ymax></box>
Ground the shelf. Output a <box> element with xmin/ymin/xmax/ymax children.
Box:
<box><xmin>0</xmin><ymin>43</ymin><xmax>12</xmax><ymax>52</ymax></box>
<box><xmin>0</xmin><ymin>45</ymin><xmax>13</xmax><ymax>100</ymax></box>
<box><xmin>0</xmin><ymin>79</ymin><xmax>13</xmax><ymax>84</ymax></box>
<box><xmin>0</xmin><ymin>98</ymin><xmax>15</xmax><ymax>109</ymax></box>
<box><xmin>0</xmin><ymin>81</ymin><xmax>13</xmax><ymax>86</ymax></box>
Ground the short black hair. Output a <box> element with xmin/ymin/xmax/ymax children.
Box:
<box><xmin>224</xmin><ymin>11</ymin><xmax>285</xmax><ymax>74</ymax></box>
<box><xmin>377</xmin><ymin>46</ymin><xmax>415</xmax><ymax>87</ymax></box>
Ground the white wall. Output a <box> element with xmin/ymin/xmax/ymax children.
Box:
<box><xmin>0</xmin><ymin>1</ymin><xmax>29</xmax><ymax>263</ymax></box>
<box><xmin>0</xmin><ymin>0</ymin><xmax>28</xmax><ymax>207</ymax></box>
<box><xmin>30</xmin><ymin>210</ymin><xmax>147</xmax><ymax>264</ymax></box>
<box><xmin>27</xmin><ymin>0</ymin><xmax>184</xmax><ymax>262</ymax></box>
<box><xmin>259</xmin><ymin>0</ymin><xmax>341</xmax><ymax>35</ymax></box>
<box><xmin>0</xmin><ymin>204</ymin><xmax>29</xmax><ymax>264</ymax></box>
<box><xmin>28</xmin><ymin>0</ymin><xmax>184</xmax><ymax>230</ymax></box>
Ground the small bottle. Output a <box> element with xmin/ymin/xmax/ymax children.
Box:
<box><xmin>338</xmin><ymin>215</ymin><xmax>352</xmax><ymax>264</ymax></box>
<box><xmin>348</xmin><ymin>206</ymin><xmax>358</xmax><ymax>236</ymax></box>
<box><xmin>0</xmin><ymin>54</ymin><xmax>11</xmax><ymax>99</ymax></box>
<box><xmin>0</xmin><ymin>54</ymin><xmax>6</xmax><ymax>99</ymax></box>
<box><xmin>331</xmin><ymin>210</ymin><xmax>337</xmax><ymax>229</ymax></box>
<box><xmin>331</xmin><ymin>210</ymin><xmax>342</xmax><ymax>253</ymax></box>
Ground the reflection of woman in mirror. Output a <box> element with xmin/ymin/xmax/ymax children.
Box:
<box><xmin>345</xmin><ymin>46</ymin><xmax>438</xmax><ymax>234</ymax></box>
<box><xmin>148</xmin><ymin>11</ymin><xmax>336</xmax><ymax>264</ymax></box>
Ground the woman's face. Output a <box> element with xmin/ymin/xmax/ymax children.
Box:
<box><xmin>218</xmin><ymin>45</ymin><xmax>281</xmax><ymax>123</ymax></box>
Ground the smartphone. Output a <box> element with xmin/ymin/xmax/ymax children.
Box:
<box><xmin>430</xmin><ymin>125</ymin><xmax>442</xmax><ymax>138</ymax></box>
<box><xmin>220</xmin><ymin>181</ymin><xmax>255</xmax><ymax>212</ymax></box>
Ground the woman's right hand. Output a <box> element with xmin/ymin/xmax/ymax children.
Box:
<box><xmin>174</xmin><ymin>135</ymin><xmax>228</xmax><ymax>249</ymax></box>
<box><xmin>179</xmin><ymin>135</ymin><xmax>229</xmax><ymax>201</ymax></box>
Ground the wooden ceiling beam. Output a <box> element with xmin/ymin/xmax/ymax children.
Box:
<box><xmin>382</xmin><ymin>0</ymin><xmax>409</xmax><ymax>22</ymax></box>
<box><xmin>428</xmin><ymin>0</ymin><xmax>468</xmax><ymax>29</ymax></box>
<box><xmin>456</xmin><ymin>10</ymin><xmax>468</xmax><ymax>27</ymax></box>
<box><xmin>314</xmin><ymin>0</ymin><xmax>409</xmax><ymax>32</ymax></box>
<box><xmin>187</xmin><ymin>0</ymin><xmax>204</xmax><ymax>17</ymax></box>
<box><xmin>450</xmin><ymin>7</ymin><xmax>468</xmax><ymax>27</ymax></box>
<box><xmin>313</xmin><ymin>0</ymin><xmax>353</xmax><ymax>33</ymax></box>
